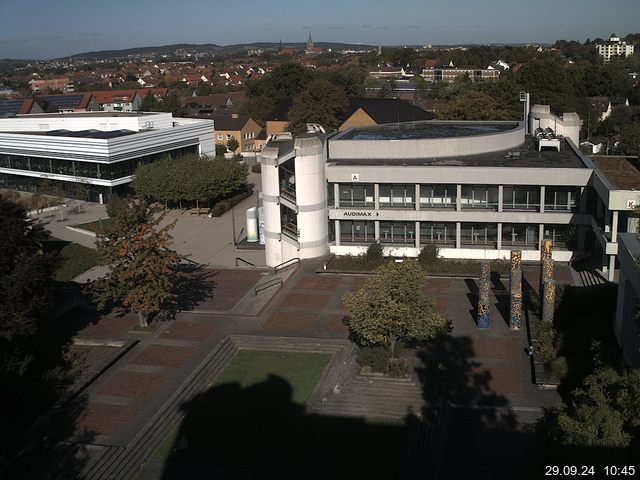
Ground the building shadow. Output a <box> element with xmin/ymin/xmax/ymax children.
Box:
<box><xmin>159</xmin><ymin>375</ymin><xmax>409</xmax><ymax>480</ymax></box>
<box><xmin>464</xmin><ymin>278</ymin><xmax>479</xmax><ymax>325</ymax></box>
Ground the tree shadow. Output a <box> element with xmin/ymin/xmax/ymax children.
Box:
<box><xmin>415</xmin><ymin>335</ymin><xmax>528</xmax><ymax>480</ymax></box>
<box><xmin>159</xmin><ymin>375</ymin><xmax>409</xmax><ymax>479</ymax></box>
<box><xmin>464</xmin><ymin>277</ymin><xmax>479</xmax><ymax>325</ymax></box>
<box><xmin>170</xmin><ymin>264</ymin><xmax>218</xmax><ymax>315</ymax></box>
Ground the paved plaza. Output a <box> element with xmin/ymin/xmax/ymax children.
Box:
<box><xmin>46</xmin><ymin>257</ymin><xmax>566</xmax><ymax>479</ymax></box>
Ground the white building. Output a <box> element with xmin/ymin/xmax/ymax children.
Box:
<box><xmin>597</xmin><ymin>34</ymin><xmax>635</xmax><ymax>63</ymax></box>
<box><xmin>258</xmin><ymin>106</ymin><xmax>640</xmax><ymax>281</ymax></box>
<box><xmin>0</xmin><ymin>111</ymin><xmax>214</xmax><ymax>203</ymax></box>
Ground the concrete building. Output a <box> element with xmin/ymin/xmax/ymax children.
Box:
<box><xmin>212</xmin><ymin>114</ymin><xmax>262</xmax><ymax>152</ymax></box>
<box><xmin>421</xmin><ymin>64</ymin><xmax>500</xmax><ymax>83</ymax></box>
<box><xmin>0</xmin><ymin>111</ymin><xmax>214</xmax><ymax>203</ymax></box>
<box><xmin>597</xmin><ymin>34</ymin><xmax>635</xmax><ymax>63</ymax></box>
<box><xmin>614</xmin><ymin>233</ymin><xmax>640</xmax><ymax>367</ymax></box>
<box><xmin>258</xmin><ymin>106</ymin><xmax>639</xmax><ymax>281</ymax></box>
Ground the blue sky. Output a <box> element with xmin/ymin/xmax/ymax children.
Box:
<box><xmin>0</xmin><ymin>0</ymin><xmax>638</xmax><ymax>59</ymax></box>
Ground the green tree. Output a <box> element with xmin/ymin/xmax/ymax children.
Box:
<box><xmin>437</xmin><ymin>90</ymin><xmax>513</xmax><ymax>120</ymax></box>
<box><xmin>89</xmin><ymin>200</ymin><xmax>185</xmax><ymax>327</ymax></box>
<box><xmin>516</xmin><ymin>58</ymin><xmax>576</xmax><ymax>112</ymax></box>
<box><xmin>286</xmin><ymin>78</ymin><xmax>348</xmax><ymax>134</ymax></box>
<box><xmin>226</xmin><ymin>136</ymin><xmax>240</xmax><ymax>153</ymax></box>
<box><xmin>140</xmin><ymin>91</ymin><xmax>159</xmax><ymax>111</ymax></box>
<box><xmin>343</xmin><ymin>261</ymin><xmax>450</xmax><ymax>356</ymax></box>
<box><xmin>618</xmin><ymin>123</ymin><xmax>640</xmax><ymax>156</ymax></box>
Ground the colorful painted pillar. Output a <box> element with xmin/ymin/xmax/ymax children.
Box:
<box><xmin>478</xmin><ymin>261</ymin><xmax>491</xmax><ymax>329</ymax></box>
<box><xmin>540</xmin><ymin>238</ymin><xmax>553</xmax><ymax>296</ymax></box>
<box><xmin>542</xmin><ymin>279</ymin><xmax>557</xmax><ymax>323</ymax></box>
<box><xmin>510</xmin><ymin>250</ymin><xmax>523</xmax><ymax>330</ymax></box>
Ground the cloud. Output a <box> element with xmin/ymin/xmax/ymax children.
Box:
<box><xmin>0</xmin><ymin>38</ymin><xmax>14</xmax><ymax>45</ymax></box>
<box><xmin>31</xmin><ymin>35</ymin><xmax>61</xmax><ymax>41</ymax></box>
<box><xmin>359</xmin><ymin>24</ymin><xmax>372</xmax><ymax>29</ymax></box>
<box><xmin>327</xmin><ymin>26</ymin><xmax>344</xmax><ymax>30</ymax></box>
<box><xmin>78</xmin><ymin>32</ymin><xmax>103</xmax><ymax>37</ymax></box>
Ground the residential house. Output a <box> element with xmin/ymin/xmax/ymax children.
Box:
<box><xmin>597</xmin><ymin>34</ymin><xmax>635</xmax><ymax>63</ymax></box>
<box><xmin>265</xmin><ymin>98</ymin><xmax>293</xmax><ymax>137</ymax></box>
<box><xmin>339</xmin><ymin>98</ymin><xmax>434</xmax><ymax>131</ymax></box>
<box><xmin>211</xmin><ymin>114</ymin><xmax>262</xmax><ymax>152</ymax></box>
<box><xmin>34</xmin><ymin>93</ymin><xmax>97</xmax><ymax>113</ymax></box>
<box><xmin>180</xmin><ymin>92</ymin><xmax>246</xmax><ymax>116</ymax></box>
<box><xmin>28</xmin><ymin>77</ymin><xmax>74</xmax><ymax>93</ymax></box>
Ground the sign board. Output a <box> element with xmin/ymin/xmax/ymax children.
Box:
<box><xmin>627</xmin><ymin>199</ymin><xmax>636</xmax><ymax>210</ymax></box>
<box><xmin>350</xmin><ymin>173</ymin><xmax>359</xmax><ymax>182</ymax></box>
<box><xmin>342</xmin><ymin>210</ymin><xmax>379</xmax><ymax>218</ymax></box>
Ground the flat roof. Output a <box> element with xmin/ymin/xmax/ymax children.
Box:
<box><xmin>329</xmin><ymin>137</ymin><xmax>587</xmax><ymax>169</ymax></box>
<box><xmin>336</xmin><ymin>121</ymin><xmax>518</xmax><ymax>141</ymax></box>
<box><xmin>15</xmin><ymin>111</ymin><xmax>157</xmax><ymax>119</ymax></box>
<box><xmin>0</xmin><ymin>129</ymin><xmax>140</xmax><ymax>139</ymax></box>
<box><xmin>592</xmin><ymin>156</ymin><xmax>640</xmax><ymax>190</ymax></box>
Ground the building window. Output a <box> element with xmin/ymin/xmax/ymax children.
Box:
<box><xmin>327</xmin><ymin>183</ymin><xmax>335</xmax><ymax>207</ymax></box>
<box><xmin>278</xmin><ymin>158</ymin><xmax>296</xmax><ymax>202</ymax></box>
<box><xmin>461</xmin><ymin>185</ymin><xmax>499</xmax><ymax>210</ymax></box>
<box><xmin>544</xmin><ymin>224</ymin><xmax>575</xmax><ymax>250</ymax></box>
<box><xmin>217</xmin><ymin>134</ymin><xmax>223</xmax><ymax>140</ymax></box>
<box><xmin>503</xmin><ymin>186</ymin><xmax>540</xmax><ymax>211</ymax></box>
<box><xmin>338</xmin><ymin>183</ymin><xmax>374</xmax><ymax>208</ymax></box>
<box><xmin>502</xmin><ymin>224</ymin><xmax>539</xmax><ymax>249</ymax></box>
<box><xmin>340</xmin><ymin>220</ymin><xmax>375</xmax><ymax>244</ymax></box>
<box><xmin>226</xmin><ymin>134</ymin><xmax>232</xmax><ymax>141</ymax></box>
<box><xmin>378</xmin><ymin>184</ymin><xmax>415</xmax><ymax>209</ymax></box>
<box><xmin>460</xmin><ymin>223</ymin><xmax>497</xmax><ymax>248</ymax></box>
<box><xmin>419</xmin><ymin>184</ymin><xmax>456</xmax><ymax>209</ymax></box>
<box><xmin>420</xmin><ymin>222</ymin><xmax>455</xmax><ymax>246</ymax></box>
<box><xmin>280</xmin><ymin>204</ymin><xmax>298</xmax><ymax>240</ymax></box>
<box><xmin>545</xmin><ymin>187</ymin><xmax>579</xmax><ymax>212</ymax></box>
<box><xmin>380</xmin><ymin>221</ymin><xmax>415</xmax><ymax>245</ymax></box>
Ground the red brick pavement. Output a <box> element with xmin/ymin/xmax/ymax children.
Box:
<box><xmin>280</xmin><ymin>292</ymin><xmax>331</xmax><ymax>309</ymax></box>
<box><xmin>326</xmin><ymin>314</ymin><xmax>349</xmax><ymax>333</ymax></box>
<box><xmin>98</xmin><ymin>371</ymin><xmax>167</xmax><ymax>398</ymax></box>
<box><xmin>76</xmin><ymin>403</ymin><xmax>139</xmax><ymax>436</ymax></box>
<box><xmin>79</xmin><ymin>314</ymin><xmax>138</xmax><ymax>338</ymax></box>
<box><xmin>294</xmin><ymin>276</ymin><xmax>339</xmax><ymax>290</ymax></box>
<box><xmin>161</xmin><ymin>320</ymin><xmax>216</xmax><ymax>342</ymax></box>
<box><xmin>132</xmin><ymin>345</ymin><xmax>195</xmax><ymax>369</ymax></box>
<box><xmin>262</xmin><ymin>312</ymin><xmax>319</xmax><ymax>332</ymax></box>
<box><xmin>195</xmin><ymin>269</ymin><xmax>264</xmax><ymax>311</ymax></box>
<box><xmin>471</xmin><ymin>337</ymin><xmax>519</xmax><ymax>360</ymax></box>
<box><xmin>481</xmin><ymin>367</ymin><xmax>524</xmax><ymax>395</ymax></box>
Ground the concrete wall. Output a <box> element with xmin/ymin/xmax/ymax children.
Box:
<box><xmin>614</xmin><ymin>233</ymin><xmax>640</xmax><ymax>367</ymax></box>
<box><xmin>529</xmin><ymin>105</ymin><xmax>582</xmax><ymax>147</ymax></box>
<box><xmin>329</xmin><ymin>121</ymin><xmax>524</xmax><ymax>159</ymax></box>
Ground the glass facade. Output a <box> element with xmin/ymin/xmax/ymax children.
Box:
<box><xmin>340</xmin><ymin>220</ymin><xmax>375</xmax><ymax>244</ymax></box>
<box><xmin>502</xmin><ymin>186</ymin><xmax>540</xmax><ymax>211</ymax></box>
<box><xmin>544</xmin><ymin>224</ymin><xmax>576</xmax><ymax>249</ymax></box>
<box><xmin>279</xmin><ymin>157</ymin><xmax>296</xmax><ymax>202</ymax></box>
<box><xmin>0</xmin><ymin>145</ymin><xmax>197</xmax><ymax>181</ymax></box>
<box><xmin>378</xmin><ymin>184</ymin><xmax>415</xmax><ymax>209</ymax></box>
<box><xmin>379</xmin><ymin>221</ymin><xmax>415</xmax><ymax>245</ymax></box>
<box><xmin>280</xmin><ymin>204</ymin><xmax>298</xmax><ymax>239</ymax></box>
<box><xmin>419</xmin><ymin>184</ymin><xmax>456</xmax><ymax>209</ymax></box>
<box><xmin>460</xmin><ymin>185</ymin><xmax>499</xmax><ymax>210</ymax></box>
<box><xmin>338</xmin><ymin>183</ymin><xmax>374</xmax><ymax>208</ymax></box>
<box><xmin>420</xmin><ymin>222</ymin><xmax>456</xmax><ymax>246</ymax></box>
<box><xmin>545</xmin><ymin>186</ymin><xmax>579</xmax><ymax>212</ymax></box>
<box><xmin>461</xmin><ymin>223</ymin><xmax>497</xmax><ymax>247</ymax></box>
<box><xmin>502</xmin><ymin>224</ymin><xmax>539</xmax><ymax>249</ymax></box>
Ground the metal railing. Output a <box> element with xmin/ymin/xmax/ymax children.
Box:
<box><xmin>235</xmin><ymin>257</ymin><xmax>255</xmax><ymax>267</ymax></box>
<box><xmin>273</xmin><ymin>257</ymin><xmax>300</xmax><ymax>273</ymax></box>
<box><xmin>254</xmin><ymin>277</ymin><xmax>283</xmax><ymax>295</ymax></box>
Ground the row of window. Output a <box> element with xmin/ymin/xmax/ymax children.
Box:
<box><xmin>332</xmin><ymin>183</ymin><xmax>580</xmax><ymax>212</ymax></box>
<box><xmin>335</xmin><ymin>220</ymin><xmax>574</xmax><ymax>249</ymax></box>
<box><xmin>0</xmin><ymin>146</ymin><xmax>197</xmax><ymax>181</ymax></box>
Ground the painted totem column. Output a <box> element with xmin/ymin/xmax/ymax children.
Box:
<box><xmin>510</xmin><ymin>250</ymin><xmax>523</xmax><ymax>330</ymax></box>
<box><xmin>542</xmin><ymin>279</ymin><xmax>557</xmax><ymax>323</ymax></box>
<box><xmin>478</xmin><ymin>261</ymin><xmax>491</xmax><ymax>329</ymax></box>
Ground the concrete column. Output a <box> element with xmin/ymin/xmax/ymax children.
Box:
<box><xmin>609</xmin><ymin>255</ymin><xmax>616</xmax><ymax>282</ymax></box>
<box><xmin>498</xmin><ymin>185</ymin><xmax>504</xmax><ymax>213</ymax></box>
<box><xmin>510</xmin><ymin>250</ymin><xmax>523</xmax><ymax>330</ymax></box>
<box><xmin>374</xmin><ymin>184</ymin><xmax>380</xmax><ymax>210</ymax></box>
<box><xmin>611</xmin><ymin>210</ymin><xmax>619</xmax><ymax>242</ymax></box>
<box><xmin>335</xmin><ymin>220</ymin><xmax>341</xmax><ymax>246</ymax></box>
<box><xmin>415</xmin><ymin>221</ymin><xmax>420</xmax><ymax>249</ymax></box>
<box><xmin>540</xmin><ymin>186</ymin><xmax>545</xmax><ymax>213</ymax></box>
<box><xmin>456</xmin><ymin>184</ymin><xmax>462</xmax><ymax>212</ymax></box>
<box><xmin>497</xmin><ymin>223</ymin><xmax>503</xmax><ymax>250</ymax></box>
<box><xmin>375</xmin><ymin>220</ymin><xmax>380</xmax><ymax>241</ymax></box>
<box><xmin>333</xmin><ymin>183</ymin><xmax>340</xmax><ymax>208</ymax></box>
<box><xmin>456</xmin><ymin>222</ymin><xmax>461</xmax><ymax>249</ymax></box>
<box><xmin>415</xmin><ymin>184</ymin><xmax>421</xmax><ymax>211</ymax></box>
<box><xmin>542</xmin><ymin>279</ymin><xmax>557</xmax><ymax>323</ymax></box>
<box><xmin>539</xmin><ymin>224</ymin><xmax>545</xmax><ymax>251</ymax></box>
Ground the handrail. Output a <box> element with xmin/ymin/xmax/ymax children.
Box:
<box><xmin>254</xmin><ymin>277</ymin><xmax>283</xmax><ymax>295</ymax></box>
<box><xmin>235</xmin><ymin>257</ymin><xmax>256</xmax><ymax>267</ymax></box>
<box><xmin>273</xmin><ymin>257</ymin><xmax>300</xmax><ymax>273</ymax></box>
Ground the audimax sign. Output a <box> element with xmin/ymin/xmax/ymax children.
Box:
<box><xmin>342</xmin><ymin>211</ymin><xmax>379</xmax><ymax>217</ymax></box>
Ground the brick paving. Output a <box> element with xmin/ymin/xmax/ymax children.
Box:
<box><xmin>160</xmin><ymin>320</ymin><xmax>216</xmax><ymax>342</ymax></box>
<box><xmin>132</xmin><ymin>345</ymin><xmax>195</xmax><ymax>369</ymax></box>
<box><xmin>280</xmin><ymin>292</ymin><xmax>331</xmax><ymax>309</ymax></box>
<box><xmin>75</xmin><ymin>404</ymin><xmax>139</xmax><ymax>437</ymax></box>
<box><xmin>98</xmin><ymin>371</ymin><xmax>166</xmax><ymax>398</ymax></box>
<box><xmin>191</xmin><ymin>269</ymin><xmax>264</xmax><ymax>311</ymax></box>
<box><xmin>262</xmin><ymin>311</ymin><xmax>320</xmax><ymax>332</ymax></box>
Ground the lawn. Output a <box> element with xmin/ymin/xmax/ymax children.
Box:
<box><xmin>155</xmin><ymin>349</ymin><xmax>409</xmax><ymax>479</ymax></box>
<box><xmin>44</xmin><ymin>238</ymin><xmax>99</xmax><ymax>281</ymax></box>
<box><xmin>71</xmin><ymin>217</ymin><xmax>112</xmax><ymax>233</ymax></box>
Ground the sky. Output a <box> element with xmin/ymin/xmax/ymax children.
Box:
<box><xmin>0</xmin><ymin>0</ymin><xmax>638</xmax><ymax>59</ymax></box>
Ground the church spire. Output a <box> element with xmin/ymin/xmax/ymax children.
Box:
<box><xmin>306</xmin><ymin>31</ymin><xmax>314</xmax><ymax>51</ymax></box>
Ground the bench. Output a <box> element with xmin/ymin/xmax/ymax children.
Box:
<box><xmin>189</xmin><ymin>208</ymin><xmax>209</xmax><ymax>215</ymax></box>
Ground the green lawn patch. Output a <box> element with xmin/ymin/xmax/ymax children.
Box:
<box><xmin>44</xmin><ymin>238</ymin><xmax>99</xmax><ymax>282</ymax></box>
<box><xmin>71</xmin><ymin>217</ymin><xmax>112</xmax><ymax>233</ymax></box>
<box><xmin>153</xmin><ymin>349</ymin><xmax>409</xmax><ymax>478</ymax></box>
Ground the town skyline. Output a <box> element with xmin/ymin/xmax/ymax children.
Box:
<box><xmin>1</xmin><ymin>0</ymin><xmax>638</xmax><ymax>59</ymax></box>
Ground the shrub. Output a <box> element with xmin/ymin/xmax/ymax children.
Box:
<box><xmin>365</xmin><ymin>241</ymin><xmax>384</xmax><ymax>266</ymax></box>
<box><xmin>535</xmin><ymin>318</ymin><xmax>558</xmax><ymax>367</ymax></box>
<box><xmin>251</xmin><ymin>164</ymin><xmax>261</xmax><ymax>173</ymax></box>
<box><xmin>357</xmin><ymin>345</ymin><xmax>391</xmax><ymax>373</ymax></box>
<box><xmin>387</xmin><ymin>357</ymin><xmax>410</xmax><ymax>377</ymax></box>
<box><xmin>550</xmin><ymin>356</ymin><xmax>568</xmax><ymax>378</ymax></box>
<box><xmin>418</xmin><ymin>244</ymin><xmax>439</xmax><ymax>269</ymax></box>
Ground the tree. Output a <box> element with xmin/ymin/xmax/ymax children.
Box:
<box><xmin>226</xmin><ymin>136</ymin><xmax>240</xmax><ymax>153</ymax></box>
<box><xmin>343</xmin><ymin>261</ymin><xmax>450</xmax><ymax>356</ymax></box>
<box><xmin>89</xmin><ymin>199</ymin><xmax>186</xmax><ymax>327</ymax></box>
<box><xmin>286</xmin><ymin>78</ymin><xmax>348</xmax><ymax>134</ymax></box>
<box><xmin>140</xmin><ymin>91</ymin><xmax>159</xmax><ymax>111</ymax></box>
<box><xmin>215</xmin><ymin>143</ymin><xmax>227</xmax><ymax>156</ymax></box>
<box><xmin>437</xmin><ymin>90</ymin><xmax>514</xmax><ymax>120</ymax></box>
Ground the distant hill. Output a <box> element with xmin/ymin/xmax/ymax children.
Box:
<box><xmin>65</xmin><ymin>42</ymin><xmax>378</xmax><ymax>60</ymax></box>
